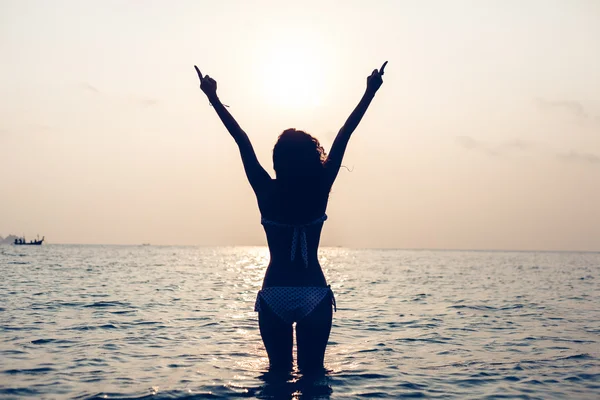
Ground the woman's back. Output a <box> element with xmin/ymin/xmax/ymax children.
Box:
<box><xmin>257</xmin><ymin>179</ymin><xmax>330</xmax><ymax>288</ymax></box>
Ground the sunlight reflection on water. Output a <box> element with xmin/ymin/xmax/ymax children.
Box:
<box><xmin>0</xmin><ymin>245</ymin><xmax>599</xmax><ymax>399</ymax></box>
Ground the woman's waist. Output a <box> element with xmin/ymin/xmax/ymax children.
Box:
<box><xmin>262</xmin><ymin>262</ymin><xmax>327</xmax><ymax>288</ymax></box>
<box><xmin>267</xmin><ymin>251</ymin><xmax>320</xmax><ymax>264</ymax></box>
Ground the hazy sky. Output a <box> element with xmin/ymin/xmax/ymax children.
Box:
<box><xmin>1</xmin><ymin>0</ymin><xmax>599</xmax><ymax>250</ymax></box>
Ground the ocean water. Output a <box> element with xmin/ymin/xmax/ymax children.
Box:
<box><xmin>0</xmin><ymin>245</ymin><xmax>598</xmax><ymax>399</ymax></box>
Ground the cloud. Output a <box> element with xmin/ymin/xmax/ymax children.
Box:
<box><xmin>557</xmin><ymin>151</ymin><xmax>600</xmax><ymax>165</ymax></box>
<box><xmin>535</xmin><ymin>98</ymin><xmax>588</xmax><ymax>119</ymax></box>
<box><xmin>77</xmin><ymin>82</ymin><xmax>160</xmax><ymax>109</ymax></box>
<box><xmin>455</xmin><ymin>135</ymin><xmax>479</xmax><ymax>150</ymax></box>
<box><xmin>456</xmin><ymin>136</ymin><xmax>600</xmax><ymax>166</ymax></box>
<box><xmin>81</xmin><ymin>82</ymin><xmax>100</xmax><ymax>94</ymax></box>
<box><xmin>499</xmin><ymin>139</ymin><xmax>536</xmax><ymax>151</ymax></box>
<box><xmin>32</xmin><ymin>124</ymin><xmax>52</xmax><ymax>132</ymax></box>
<box><xmin>137</xmin><ymin>98</ymin><xmax>159</xmax><ymax>108</ymax></box>
<box><xmin>0</xmin><ymin>124</ymin><xmax>52</xmax><ymax>138</ymax></box>
<box><xmin>455</xmin><ymin>136</ymin><xmax>509</xmax><ymax>156</ymax></box>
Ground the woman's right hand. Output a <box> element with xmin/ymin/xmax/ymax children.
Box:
<box><xmin>366</xmin><ymin>61</ymin><xmax>387</xmax><ymax>94</ymax></box>
<box><xmin>194</xmin><ymin>65</ymin><xmax>218</xmax><ymax>99</ymax></box>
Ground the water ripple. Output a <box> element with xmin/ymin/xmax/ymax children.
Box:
<box><xmin>0</xmin><ymin>246</ymin><xmax>599</xmax><ymax>399</ymax></box>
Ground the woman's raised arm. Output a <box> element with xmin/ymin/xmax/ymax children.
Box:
<box><xmin>325</xmin><ymin>61</ymin><xmax>387</xmax><ymax>187</ymax></box>
<box><xmin>194</xmin><ymin>66</ymin><xmax>271</xmax><ymax>193</ymax></box>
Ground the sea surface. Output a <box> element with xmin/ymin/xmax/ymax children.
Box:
<box><xmin>0</xmin><ymin>245</ymin><xmax>599</xmax><ymax>399</ymax></box>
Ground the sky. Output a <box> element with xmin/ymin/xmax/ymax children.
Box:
<box><xmin>1</xmin><ymin>0</ymin><xmax>599</xmax><ymax>251</ymax></box>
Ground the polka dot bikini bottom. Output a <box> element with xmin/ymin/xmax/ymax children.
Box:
<box><xmin>255</xmin><ymin>286</ymin><xmax>337</xmax><ymax>325</ymax></box>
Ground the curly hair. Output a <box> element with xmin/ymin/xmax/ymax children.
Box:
<box><xmin>272</xmin><ymin>128</ymin><xmax>327</xmax><ymax>181</ymax></box>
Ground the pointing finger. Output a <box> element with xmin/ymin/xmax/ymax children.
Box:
<box><xmin>194</xmin><ymin>65</ymin><xmax>204</xmax><ymax>81</ymax></box>
<box><xmin>379</xmin><ymin>61</ymin><xmax>388</xmax><ymax>75</ymax></box>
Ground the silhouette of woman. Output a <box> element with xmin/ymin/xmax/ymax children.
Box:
<box><xmin>194</xmin><ymin>62</ymin><xmax>386</xmax><ymax>371</ymax></box>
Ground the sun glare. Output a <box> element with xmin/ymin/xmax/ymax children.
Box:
<box><xmin>256</xmin><ymin>37</ymin><xmax>325</xmax><ymax>110</ymax></box>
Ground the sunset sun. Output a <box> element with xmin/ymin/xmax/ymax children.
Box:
<box><xmin>256</xmin><ymin>39</ymin><xmax>325</xmax><ymax>110</ymax></box>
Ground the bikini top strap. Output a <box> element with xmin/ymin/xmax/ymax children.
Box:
<box><xmin>260</xmin><ymin>214</ymin><xmax>328</xmax><ymax>228</ymax></box>
<box><xmin>261</xmin><ymin>214</ymin><xmax>328</xmax><ymax>266</ymax></box>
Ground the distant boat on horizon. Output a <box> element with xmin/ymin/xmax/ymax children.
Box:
<box><xmin>14</xmin><ymin>235</ymin><xmax>44</xmax><ymax>246</ymax></box>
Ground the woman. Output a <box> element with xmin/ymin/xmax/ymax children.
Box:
<box><xmin>194</xmin><ymin>61</ymin><xmax>386</xmax><ymax>371</ymax></box>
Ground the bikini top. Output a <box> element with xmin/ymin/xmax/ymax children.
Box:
<box><xmin>261</xmin><ymin>214</ymin><xmax>328</xmax><ymax>267</ymax></box>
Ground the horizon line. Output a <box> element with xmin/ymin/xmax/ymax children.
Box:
<box><xmin>2</xmin><ymin>242</ymin><xmax>598</xmax><ymax>254</ymax></box>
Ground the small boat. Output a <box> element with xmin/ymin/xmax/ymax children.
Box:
<box><xmin>14</xmin><ymin>235</ymin><xmax>44</xmax><ymax>246</ymax></box>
